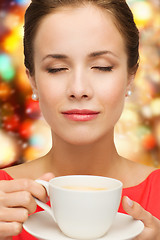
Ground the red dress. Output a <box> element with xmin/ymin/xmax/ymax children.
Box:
<box><xmin>0</xmin><ymin>169</ymin><xmax>160</xmax><ymax>240</ymax></box>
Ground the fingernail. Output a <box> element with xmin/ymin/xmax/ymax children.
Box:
<box><xmin>126</xmin><ymin>196</ymin><xmax>133</xmax><ymax>207</ymax></box>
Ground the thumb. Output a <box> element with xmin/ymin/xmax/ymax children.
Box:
<box><xmin>122</xmin><ymin>196</ymin><xmax>152</xmax><ymax>227</ymax></box>
<box><xmin>37</xmin><ymin>172</ymin><xmax>55</xmax><ymax>181</ymax></box>
<box><xmin>122</xmin><ymin>196</ymin><xmax>134</xmax><ymax>214</ymax></box>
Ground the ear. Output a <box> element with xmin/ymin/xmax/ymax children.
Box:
<box><xmin>126</xmin><ymin>72</ymin><xmax>136</xmax><ymax>96</ymax></box>
<box><xmin>26</xmin><ymin>69</ymin><xmax>39</xmax><ymax>95</ymax></box>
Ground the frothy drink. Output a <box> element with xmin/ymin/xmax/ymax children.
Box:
<box><xmin>63</xmin><ymin>185</ymin><xmax>108</xmax><ymax>191</ymax></box>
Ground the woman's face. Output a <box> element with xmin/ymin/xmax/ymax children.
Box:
<box><xmin>29</xmin><ymin>4</ymin><xmax>133</xmax><ymax>145</ymax></box>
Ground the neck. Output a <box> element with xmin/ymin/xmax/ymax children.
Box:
<box><xmin>46</xmin><ymin>130</ymin><xmax>123</xmax><ymax>178</ymax></box>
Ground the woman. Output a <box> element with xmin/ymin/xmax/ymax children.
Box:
<box><xmin>0</xmin><ymin>0</ymin><xmax>160</xmax><ymax>239</ymax></box>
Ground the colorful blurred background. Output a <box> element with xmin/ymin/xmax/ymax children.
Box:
<box><xmin>0</xmin><ymin>0</ymin><xmax>160</xmax><ymax>169</ymax></box>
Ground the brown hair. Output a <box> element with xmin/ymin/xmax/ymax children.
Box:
<box><xmin>24</xmin><ymin>0</ymin><xmax>139</xmax><ymax>76</ymax></box>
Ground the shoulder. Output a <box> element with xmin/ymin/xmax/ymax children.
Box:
<box><xmin>4</xmin><ymin>162</ymin><xmax>30</xmax><ymax>179</ymax></box>
<box><xmin>134</xmin><ymin>162</ymin><xmax>158</xmax><ymax>183</ymax></box>
<box><xmin>4</xmin><ymin>159</ymin><xmax>38</xmax><ymax>179</ymax></box>
<box><xmin>123</xmin><ymin>159</ymin><xmax>157</xmax><ymax>188</ymax></box>
<box><xmin>4</xmin><ymin>156</ymin><xmax>46</xmax><ymax>179</ymax></box>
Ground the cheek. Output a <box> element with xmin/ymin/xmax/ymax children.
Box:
<box><xmin>36</xmin><ymin>75</ymin><xmax>64</xmax><ymax>103</ymax></box>
<box><xmin>100</xmin><ymin>90</ymin><xmax>125</xmax><ymax>118</ymax></box>
<box><xmin>98</xmin><ymin>76</ymin><xmax>126</xmax><ymax>106</ymax></box>
<box><xmin>108</xmin><ymin>84</ymin><xmax>125</xmax><ymax>105</ymax></box>
<box><xmin>97</xmin><ymin>75</ymin><xmax>127</xmax><ymax>121</ymax></box>
<box><xmin>36</xmin><ymin>79</ymin><xmax>64</xmax><ymax>119</ymax></box>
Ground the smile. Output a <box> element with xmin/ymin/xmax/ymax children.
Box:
<box><xmin>61</xmin><ymin>109</ymin><xmax>100</xmax><ymax>121</ymax></box>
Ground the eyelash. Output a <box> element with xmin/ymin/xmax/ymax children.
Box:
<box><xmin>47</xmin><ymin>66</ymin><xmax>113</xmax><ymax>74</ymax></box>
<box><xmin>92</xmin><ymin>66</ymin><xmax>113</xmax><ymax>72</ymax></box>
<box><xmin>47</xmin><ymin>68</ymin><xmax>68</xmax><ymax>73</ymax></box>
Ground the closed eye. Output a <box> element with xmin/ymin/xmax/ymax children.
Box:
<box><xmin>47</xmin><ymin>68</ymin><xmax>68</xmax><ymax>73</ymax></box>
<box><xmin>91</xmin><ymin>66</ymin><xmax>113</xmax><ymax>72</ymax></box>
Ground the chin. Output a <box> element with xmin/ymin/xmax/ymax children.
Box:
<box><xmin>52</xmin><ymin>125</ymin><xmax>114</xmax><ymax>146</ymax></box>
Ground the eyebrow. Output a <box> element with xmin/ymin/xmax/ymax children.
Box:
<box><xmin>42</xmin><ymin>50</ymin><xmax>118</xmax><ymax>62</ymax></box>
<box><xmin>88</xmin><ymin>50</ymin><xmax>118</xmax><ymax>58</ymax></box>
<box><xmin>42</xmin><ymin>54</ymin><xmax>68</xmax><ymax>61</ymax></box>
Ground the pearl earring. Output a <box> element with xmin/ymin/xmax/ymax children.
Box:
<box><xmin>32</xmin><ymin>93</ymin><xmax>38</xmax><ymax>101</ymax></box>
<box><xmin>127</xmin><ymin>90</ymin><xmax>132</xmax><ymax>97</ymax></box>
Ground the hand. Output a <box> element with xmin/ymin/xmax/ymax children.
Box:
<box><xmin>122</xmin><ymin>196</ymin><xmax>160</xmax><ymax>240</ymax></box>
<box><xmin>0</xmin><ymin>172</ymin><xmax>54</xmax><ymax>239</ymax></box>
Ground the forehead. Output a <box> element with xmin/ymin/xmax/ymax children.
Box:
<box><xmin>34</xmin><ymin>4</ymin><xmax>126</xmax><ymax>59</ymax></box>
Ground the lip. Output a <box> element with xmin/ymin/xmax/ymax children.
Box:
<box><xmin>61</xmin><ymin>109</ymin><xmax>100</xmax><ymax>121</ymax></box>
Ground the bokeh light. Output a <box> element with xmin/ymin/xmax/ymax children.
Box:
<box><xmin>15</xmin><ymin>0</ymin><xmax>30</xmax><ymax>6</ymax></box>
<box><xmin>0</xmin><ymin>0</ymin><xmax>160</xmax><ymax>168</ymax></box>
<box><xmin>0</xmin><ymin>54</ymin><xmax>15</xmax><ymax>82</ymax></box>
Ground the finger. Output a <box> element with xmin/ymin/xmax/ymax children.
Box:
<box><xmin>0</xmin><ymin>191</ymin><xmax>37</xmax><ymax>214</ymax></box>
<box><xmin>37</xmin><ymin>172</ymin><xmax>55</xmax><ymax>181</ymax></box>
<box><xmin>0</xmin><ymin>222</ymin><xmax>22</xmax><ymax>237</ymax></box>
<box><xmin>122</xmin><ymin>196</ymin><xmax>154</xmax><ymax>228</ymax></box>
<box><xmin>37</xmin><ymin>172</ymin><xmax>55</xmax><ymax>200</ymax></box>
<box><xmin>0</xmin><ymin>207</ymin><xmax>28</xmax><ymax>223</ymax></box>
<box><xmin>0</xmin><ymin>179</ymin><xmax>48</xmax><ymax>202</ymax></box>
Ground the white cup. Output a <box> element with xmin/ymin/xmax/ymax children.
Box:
<box><xmin>35</xmin><ymin>175</ymin><xmax>122</xmax><ymax>240</ymax></box>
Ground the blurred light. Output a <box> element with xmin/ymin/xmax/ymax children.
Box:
<box><xmin>29</xmin><ymin>134</ymin><xmax>45</xmax><ymax>148</ymax></box>
<box><xmin>0</xmin><ymin>0</ymin><xmax>159</xmax><ymax>167</ymax></box>
<box><xmin>142</xmin><ymin>134</ymin><xmax>157</xmax><ymax>151</ymax></box>
<box><xmin>3</xmin><ymin>114</ymin><xmax>20</xmax><ymax>132</ymax></box>
<box><xmin>0</xmin><ymin>130</ymin><xmax>19</xmax><ymax>168</ymax></box>
<box><xmin>0</xmin><ymin>10</ymin><xmax>6</xmax><ymax>19</ymax></box>
<box><xmin>25</xmin><ymin>97</ymin><xmax>41</xmax><ymax>119</ymax></box>
<box><xmin>10</xmin><ymin>1</ymin><xmax>16</xmax><ymax>6</ymax></box>
<box><xmin>150</xmin><ymin>98</ymin><xmax>160</xmax><ymax>117</ymax></box>
<box><xmin>2</xmin><ymin>66</ymin><xmax>15</xmax><ymax>81</ymax></box>
<box><xmin>136</xmin><ymin>125</ymin><xmax>151</xmax><ymax>138</ymax></box>
<box><xmin>23</xmin><ymin>146</ymin><xmax>41</xmax><ymax>162</ymax></box>
<box><xmin>16</xmin><ymin>68</ymin><xmax>31</xmax><ymax>92</ymax></box>
<box><xmin>4</xmin><ymin>13</ymin><xmax>20</xmax><ymax>30</ymax></box>
<box><xmin>0</xmin><ymin>54</ymin><xmax>11</xmax><ymax>72</ymax></box>
<box><xmin>0</xmin><ymin>54</ymin><xmax>15</xmax><ymax>81</ymax></box>
<box><xmin>19</xmin><ymin>119</ymin><xmax>33</xmax><ymax>139</ymax></box>
<box><xmin>132</xmin><ymin>1</ymin><xmax>153</xmax><ymax>28</ymax></box>
<box><xmin>1</xmin><ymin>103</ymin><xmax>14</xmax><ymax>117</ymax></box>
<box><xmin>3</xmin><ymin>34</ymin><xmax>20</xmax><ymax>52</ymax></box>
<box><xmin>0</xmin><ymin>82</ymin><xmax>12</xmax><ymax>101</ymax></box>
<box><xmin>15</xmin><ymin>0</ymin><xmax>30</xmax><ymax>6</ymax></box>
<box><xmin>3</xmin><ymin>25</ymin><xmax>23</xmax><ymax>53</ymax></box>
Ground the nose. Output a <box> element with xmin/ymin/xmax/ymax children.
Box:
<box><xmin>67</xmin><ymin>68</ymin><xmax>93</xmax><ymax>101</ymax></box>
